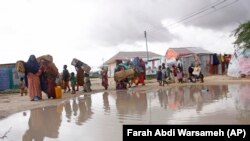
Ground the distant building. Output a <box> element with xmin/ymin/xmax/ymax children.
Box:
<box><xmin>0</xmin><ymin>63</ymin><xmax>20</xmax><ymax>90</ymax></box>
<box><xmin>104</xmin><ymin>51</ymin><xmax>164</xmax><ymax>77</ymax></box>
<box><xmin>165</xmin><ymin>47</ymin><xmax>212</xmax><ymax>59</ymax></box>
<box><xmin>165</xmin><ymin>47</ymin><xmax>213</xmax><ymax>75</ymax></box>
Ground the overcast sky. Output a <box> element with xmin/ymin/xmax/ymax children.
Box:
<box><xmin>0</xmin><ymin>0</ymin><xmax>249</xmax><ymax>72</ymax></box>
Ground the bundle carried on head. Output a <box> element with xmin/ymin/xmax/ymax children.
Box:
<box><xmin>36</xmin><ymin>54</ymin><xmax>53</xmax><ymax>64</ymax></box>
<box><xmin>15</xmin><ymin>60</ymin><xmax>26</xmax><ymax>73</ymax></box>
<box><xmin>71</xmin><ymin>58</ymin><xmax>91</xmax><ymax>73</ymax></box>
<box><xmin>114</xmin><ymin>68</ymin><xmax>135</xmax><ymax>82</ymax></box>
<box><xmin>131</xmin><ymin>57</ymin><xmax>145</xmax><ymax>74</ymax></box>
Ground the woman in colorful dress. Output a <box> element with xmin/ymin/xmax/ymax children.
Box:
<box><xmin>40</xmin><ymin>58</ymin><xmax>59</xmax><ymax>99</ymax></box>
<box><xmin>76</xmin><ymin>67</ymin><xmax>84</xmax><ymax>91</ymax></box>
<box><xmin>101</xmin><ymin>67</ymin><xmax>109</xmax><ymax>90</ymax></box>
<box><xmin>25</xmin><ymin>55</ymin><xmax>42</xmax><ymax>101</ymax></box>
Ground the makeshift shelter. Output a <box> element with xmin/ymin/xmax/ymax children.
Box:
<box><xmin>228</xmin><ymin>47</ymin><xmax>250</xmax><ymax>77</ymax></box>
<box><xmin>165</xmin><ymin>47</ymin><xmax>213</xmax><ymax>75</ymax></box>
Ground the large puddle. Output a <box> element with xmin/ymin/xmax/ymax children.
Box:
<box><xmin>0</xmin><ymin>84</ymin><xmax>250</xmax><ymax>141</ymax></box>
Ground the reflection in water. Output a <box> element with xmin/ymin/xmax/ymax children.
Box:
<box><xmin>158</xmin><ymin>89</ymin><xmax>168</xmax><ymax>109</ymax></box>
<box><xmin>62</xmin><ymin>95</ymin><xmax>93</xmax><ymax>126</ymax></box>
<box><xmin>22</xmin><ymin>106</ymin><xmax>62</xmax><ymax>141</ymax></box>
<box><xmin>64</xmin><ymin>101</ymin><xmax>72</xmax><ymax>122</ymax></box>
<box><xmin>157</xmin><ymin>85</ymin><xmax>230</xmax><ymax>114</ymax></box>
<box><xmin>229</xmin><ymin>84</ymin><xmax>250</xmax><ymax>122</ymax></box>
<box><xmin>193</xmin><ymin>91</ymin><xmax>203</xmax><ymax>113</ymax></box>
<box><xmin>72</xmin><ymin>99</ymin><xmax>78</xmax><ymax>117</ymax></box>
<box><xmin>167</xmin><ymin>87</ymin><xmax>184</xmax><ymax>110</ymax></box>
<box><xmin>116</xmin><ymin>91</ymin><xmax>147</xmax><ymax>116</ymax></box>
<box><xmin>1</xmin><ymin>84</ymin><xmax>250</xmax><ymax>141</ymax></box>
<box><xmin>103</xmin><ymin>92</ymin><xmax>111</xmax><ymax>114</ymax></box>
<box><xmin>76</xmin><ymin>95</ymin><xmax>93</xmax><ymax>125</ymax></box>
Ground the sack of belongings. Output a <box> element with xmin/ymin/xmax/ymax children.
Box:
<box><xmin>71</xmin><ymin>58</ymin><xmax>91</xmax><ymax>73</ymax></box>
<box><xmin>114</xmin><ymin>68</ymin><xmax>135</xmax><ymax>82</ymax></box>
<box><xmin>131</xmin><ymin>57</ymin><xmax>145</xmax><ymax>73</ymax></box>
<box><xmin>16</xmin><ymin>60</ymin><xmax>25</xmax><ymax>73</ymax></box>
<box><xmin>37</xmin><ymin>54</ymin><xmax>53</xmax><ymax>64</ymax></box>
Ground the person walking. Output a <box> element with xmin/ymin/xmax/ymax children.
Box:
<box><xmin>25</xmin><ymin>55</ymin><xmax>42</xmax><ymax>101</ymax></box>
<box><xmin>62</xmin><ymin>65</ymin><xmax>70</xmax><ymax>93</ymax></box>
<box><xmin>70</xmin><ymin>72</ymin><xmax>77</xmax><ymax>94</ymax></box>
<box><xmin>157</xmin><ymin>65</ymin><xmax>162</xmax><ymax>86</ymax></box>
<box><xmin>101</xmin><ymin>67</ymin><xmax>109</xmax><ymax>90</ymax></box>
<box><xmin>76</xmin><ymin>67</ymin><xmax>84</xmax><ymax>91</ymax></box>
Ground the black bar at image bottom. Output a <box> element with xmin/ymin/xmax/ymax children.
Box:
<box><xmin>123</xmin><ymin>125</ymin><xmax>250</xmax><ymax>141</ymax></box>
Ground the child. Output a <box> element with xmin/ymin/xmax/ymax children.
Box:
<box><xmin>19</xmin><ymin>77</ymin><xmax>27</xmax><ymax>96</ymax></box>
<box><xmin>70</xmin><ymin>72</ymin><xmax>76</xmax><ymax>94</ymax></box>
<box><xmin>161</xmin><ymin>63</ymin><xmax>168</xmax><ymax>86</ymax></box>
<box><xmin>84</xmin><ymin>73</ymin><xmax>92</xmax><ymax>92</ymax></box>
<box><xmin>157</xmin><ymin>65</ymin><xmax>162</xmax><ymax>86</ymax></box>
<box><xmin>176</xmin><ymin>68</ymin><xmax>183</xmax><ymax>83</ymax></box>
<box><xmin>63</xmin><ymin>65</ymin><xmax>71</xmax><ymax>93</ymax></box>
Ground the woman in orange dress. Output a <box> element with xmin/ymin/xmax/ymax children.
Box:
<box><xmin>25</xmin><ymin>55</ymin><xmax>42</xmax><ymax>101</ymax></box>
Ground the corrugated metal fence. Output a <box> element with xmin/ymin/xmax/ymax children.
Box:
<box><xmin>0</xmin><ymin>63</ymin><xmax>20</xmax><ymax>90</ymax></box>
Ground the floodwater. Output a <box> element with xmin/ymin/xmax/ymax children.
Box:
<box><xmin>0</xmin><ymin>84</ymin><xmax>250</xmax><ymax>141</ymax></box>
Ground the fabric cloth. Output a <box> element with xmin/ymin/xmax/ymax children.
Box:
<box><xmin>47</xmin><ymin>78</ymin><xmax>56</xmax><ymax>98</ymax></box>
<box><xmin>177</xmin><ymin>72</ymin><xmax>183</xmax><ymax>80</ymax></box>
<box><xmin>63</xmin><ymin>69</ymin><xmax>70</xmax><ymax>81</ymax></box>
<box><xmin>137</xmin><ymin>73</ymin><xmax>145</xmax><ymax>85</ymax></box>
<box><xmin>157</xmin><ymin>70</ymin><xmax>162</xmax><ymax>81</ymax></box>
<box><xmin>239</xmin><ymin>57</ymin><xmax>250</xmax><ymax>75</ymax></box>
<box><xmin>101</xmin><ymin>70</ymin><xmax>109</xmax><ymax>89</ymax></box>
<box><xmin>40</xmin><ymin>60</ymin><xmax>59</xmax><ymax>96</ymax></box>
<box><xmin>70</xmin><ymin>76</ymin><xmax>77</xmax><ymax>87</ymax></box>
<box><xmin>25</xmin><ymin>55</ymin><xmax>40</xmax><ymax>74</ymax></box>
<box><xmin>193</xmin><ymin>66</ymin><xmax>201</xmax><ymax>76</ymax></box>
<box><xmin>212</xmin><ymin>54</ymin><xmax>220</xmax><ymax>65</ymax></box>
<box><xmin>76</xmin><ymin>68</ymin><xmax>84</xmax><ymax>86</ymax></box>
<box><xmin>27</xmin><ymin>71</ymin><xmax>42</xmax><ymax>100</ymax></box>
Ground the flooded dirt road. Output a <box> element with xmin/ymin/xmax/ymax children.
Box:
<box><xmin>0</xmin><ymin>84</ymin><xmax>250</xmax><ymax>141</ymax></box>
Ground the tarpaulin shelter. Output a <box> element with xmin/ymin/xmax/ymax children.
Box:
<box><xmin>228</xmin><ymin>47</ymin><xmax>250</xmax><ymax>77</ymax></box>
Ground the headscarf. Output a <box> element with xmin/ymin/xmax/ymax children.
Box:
<box><xmin>25</xmin><ymin>55</ymin><xmax>40</xmax><ymax>74</ymax></box>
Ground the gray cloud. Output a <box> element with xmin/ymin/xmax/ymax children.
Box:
<box><xmin>83</xmin><ymin>0</ymin><xmax>249</xmax><ymax>46</ymax></box>
<box><xmin>182</xmin><ymin>0</ymin><xmax>250</xmax><ymax>30</ymax></box>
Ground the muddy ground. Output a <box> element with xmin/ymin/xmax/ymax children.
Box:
<box><xmin>0</xmin><ymin>75</ymin><xmax>250</xmax><ymax>120</ymax></box>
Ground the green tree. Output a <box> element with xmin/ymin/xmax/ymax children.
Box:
<box><xmin>233</xmin><ymin>21</ymin><xmax>250</xmax><ymax>48</ymax></box>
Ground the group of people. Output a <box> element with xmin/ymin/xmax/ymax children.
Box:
<box><xmin>17</xmin><ymin>54</ymin><xmax>111</xmax><ymax>102</ymax></box>
<box><xmin>18</xmin><ymin>54</ymin><xmax>206</xmax><ymax>101</ymax></box>
<box><xmin>188</xmin><ymin>63</ymin><xmax>204</xmax><ymax>83</ymax></box>
<box><xmin>20</xmin><ymin>54</ymin><xmax>59</xmax><ymax>101</ymax></box>
<box><xmin>61</xmin><ymin>64</ymin><xmax>92</xmax><ymax>94</ymax></box>
<box><xmin>114</xmin><ymin>57</ymin><xmax>146</xmax><ymax>90</ymax></box>
<box><xmin>157</xmin><ymin>58</ymin><xmax>184</xmax><ymax>86</ymax></box>
<box><xmin>61</xmin><ymin>64</ymin><xmax>109</xmax><ymax>94</ymax></box>
<box><xmin>157</xmin><ymin>63</ymin><xmax>171</xmax><ymax>86</ymax></box>
<box><xmin>157</xmin><ymin>58</ymin><xmax>204</xmax><ymax>85</ymax></box>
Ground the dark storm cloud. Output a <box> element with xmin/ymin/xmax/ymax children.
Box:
<box><xmin>85</xmin><ymin>0</ymin><xmax>175</xmax><ymax>46</ymax></box>
<box><xmin>179</xmin><ymin>0</ymin><xmax>250</xmax><ymax>30</ymax></box>
<box><xmin>86</xmin><ymin>0</ymin><xmax>249</xmax><ymax>46</ymax></box>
